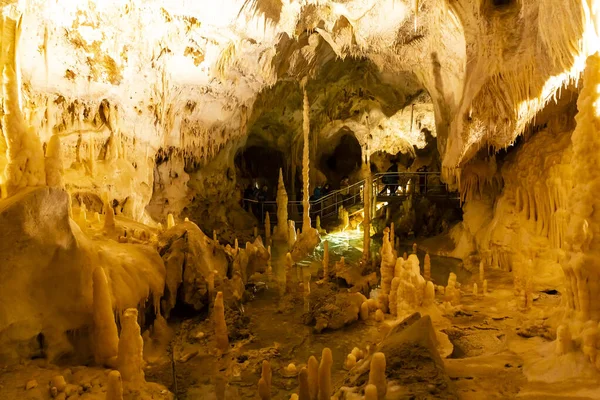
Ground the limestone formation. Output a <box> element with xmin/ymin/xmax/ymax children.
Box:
<box><xmin>214</xmin><ymin>292</ymin><xmax>229</xmax><ymax>353</ymax></box>
<box><xmin>318</xmin><ymin>348</ymin><xmax>332</xmax><ymax>400</ymax></box>
<box><xmin>106</xmin><ymin>371</ymin><xmax>123</xmax><ymax>400</ymax></box>
<box><xmin>298</xmin><ymin>367</ymin><xmax>310</xmax><ymax>400</ymax></box>
<box><xmin>92</xmin><ymin>267</ymin><xmax>119</xmax><ymax>367</ymax></box>
<box><xmin>117</xmin><ymin>308</ymin><xmax>145</xmax><ymax>383</ymax></box>
<box><xmin>307</xmin><ymin>355</ymin><xmax>319</xmax><ymax>400</ymax></box>
<box><xmin>265</xmin><ymin>211</ymin><xmax>271</xmax><ymax>244</ymax></box>
<box><xmin>368</xmin><ymin>352</ymin><xmax>387</xmax><ymax>399</ymax></box>
<box><xmin>424</xmin><ymin>253</ymin><xmax>431</xmax><ymax>281</ymax></box>
<box><xmin>274</xmin><ymin>169</ymin><xmax>289</xmax><ymax>241</ymax></box>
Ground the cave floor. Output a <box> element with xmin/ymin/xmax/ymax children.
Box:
<box><xmin>3</xmin><ymin>233</ymin><xmax>600</xmax><ymax>399</ymax></box>
<box><xmin>147</xmin><ymin>233</ymin><xmax>600</xmax><ymax>399</ymax></box>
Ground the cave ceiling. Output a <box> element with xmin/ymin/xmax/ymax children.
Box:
<box><xmin>4</xmin><ymin>0</ymin><xmax>600</xmax><ymax>178</ymax></box>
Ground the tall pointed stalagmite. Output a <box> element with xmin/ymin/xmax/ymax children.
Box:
<box><xmin>363</xmin><ymin>154</ymin><xmax>371</xmax><ymax>262</ymax></box>
<box><xmin>424</xmin><ymin>253</ymin><xmax>431</xmax><ymax>281</ymax></box>
<box><xmin>92</xmin><ymin>267</ymin><xmax>119</xmax><ymax>367</ymax></box>
<box><xmin>214</xmin><ymin>292</ymin><xmax>229</xmax><ymax>352</ymax></box>
<box><xmin>275</xmin><ymin>168</ymin><xmax>289</xmax><ymax>240</ymax></box>
<box><xmin>265</xmin><ymin>211</ymin><xmax>271</xmax><ymax>244</ymax></box>
<box><xmin>302</xmin><ymin>87</ymin><xmax>312</xmax><ymax>231</ymax></box>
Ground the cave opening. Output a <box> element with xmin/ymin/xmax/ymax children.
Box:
<box><xmin>234</xmin><ymin>144</ymin><xmax>286</xmax><ymax>196</ymax></box>
<box><xmin>319</xmin><ymin>130</ymin><xmax>362</xmax><ymax>188</ymax></box>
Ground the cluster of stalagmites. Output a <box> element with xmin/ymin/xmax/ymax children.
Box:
<box><xmin>257</xmin><ymin>348</ymin><xmax>388</xmax><ymax>400</ymax></box>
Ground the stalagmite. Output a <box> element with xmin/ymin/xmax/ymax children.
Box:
<box><xmin>275</xmin><ymin>169</ymin><xmax>289</xmax><ymax>240</ymax></box>
<box><xmin>344</xmin><ymin>354</ymin><xmax>357</xmax><ymax>370</ymax></box>
<box><xmin>368</xmin><ymin>352</ymin><xmax>387</xmax><ymax>399</ymax></box>
<box><xmin>424</xmin><ymin>253</ymin><xmax>431</xmax><ymax>281</ymax></box>
<box><xmin>374</xmin><ymin>309</ymin><xmax>384</xmax><ymax>322</ymax></box>
<box><xmin>298</xmin><ymin>367</ymin><xmax>310</xmax><ymax>400</ymax></box>
<box><xmin>363</xmin><ymin>157</ymin><xmax>371</xmax><ymax>262</ymax></box>
<box><xmin>117</xmin><ymin>309</ymin><xmax>145</xmax><ymax>383</ymax></box>
<box><xmin>473</xmin><ymin>283</ymin><xmax>478</xmax><ymax>296</ymax></box>
<box><xmin>288</xmin><ymin>220</ymin><xmax>297</xmax><ymax>249</ymax></box>
<box><xmin>412</xmin><ymin>243</ymin><xmax>417</xmax><ymax>254</ymax></box>
<box><xmin>106</xmin><ymin>371</ymin><xmax>123</xmax><ymax>400</ymax></box>
<box><xmin>104</xmin><ymin>204</ymin><xmax>115</xmax><ymax>230</ymax></box>
<box><xmin>483</xmin><ymin>279</ymin><xmax>488</xmax><ymax>295</ymax></box>
<box><xmin>403</xmin><ymin>252</ymin><xmax>408</xmax><ymax>260</ymax></box>
<box><xmin>213</xmin><ymin>230</ymin><xmax>217</xmax><ymax>241</ymax></box>
<box><xmin>364</xmin><ymin>384</ymin><xmax>378</xmax><ymax>400</ymax></box>
<box><xmin>380</xmin><ymin>228</ymin><xmax>396</xmax><ymax>301</ymax></box>
<box><xmin>556</xmin><ymin>324</ymin><xmax>573</xmax><ymax>355</ymax></box>
<box><xmin>479</xmin><ymin>260</ymin><xmax>485</xmax><ymax>283</ymax></box>
<box><xmin>318</xmin><ymin>348</ymin><xmax>332</xmax><ymax>400</ymax></box>
<box><xmin>184</xmin><ymin>217</ymin><xmax>189</xmax><ymax>222</ymax></box>
<box><xmin>360</xmin><ymin>301</ymin><xmax>369</xmax><ymax>320</ymax></box>
<box><xmin>267</xmin><ymin>246</ymin><xmax>273</xmax><ymax>282</ymax></box>
<box><xmin>265</xmin><ymin>212</ymin><xmax>271</xmax><ymax>244</ymax></box>
<box><xmin>563</xmin><ymin>53</ymin><xmax>600</xmax><ymax>323</ymax></box>
<box><xmin>2</xmin><ymin>16</ymin><xmax>46</xmax><ymax>196</ymax></box>
<box><xmin>258</xmin><ymin>378</ymin><xmax>270</xmax><ymax>400</ymax></box>
<box><xmin>214</xmin><ymin>292</ymin><xmax>229</xmax><ymax>352</ymax></box>
<box><xmin>423</xmin><ymin>281</ymin><xmax>435</xmax><ymax>306</ymax></box>
<box><xmin>259</xmin><ymin>360</ymin><xmax>272</xmax><ymax>399</ymax></box>
<box><xmin>167</xmin><ymin>213</ymin><xmax>175</xmax><ymax>229</ymax></box>
<box><xmin>307</xmin><ymin>356</ymin><xmax>319</xmax><ymax>400</ymax></box>
<box><xmin>389</xmin><ymin>277</ymin><xmax>400</xmax><ymax>316</ymax></box>
<box><xmin>262</xmin><ymin>360</ymin><xmax>272</xmax><ymax>388</ymax></box>
<box><xmin>92</xmin><ymin>267</ymin><xmax>119</xmax><ymax>367</ymax></box>
<box><xmin>45</xmin><ymin>134</ymin><xmax>63</xmax><ymax>188</ymax></box>
<box><xmin>301</xmin><ymin>88</ymin><xmax>312</xmax><ymax>231</ymax></box>
<box><xmin>322</xmin><ymin>240</ymin><xmax>329</xmax><ymax>280</ymax></box>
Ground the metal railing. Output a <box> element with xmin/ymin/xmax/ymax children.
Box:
<box><xmin>244</xmin><ymin>172</ymin><xmax>458</xmax><ymax>226</ymax></box>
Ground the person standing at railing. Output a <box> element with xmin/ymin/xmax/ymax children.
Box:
<box><xmin>417</xmin><ymin>165</ymin><xmax>428</xmax><ymax>194</ymax></box>
<box><xmin>379</xmin><ymin>160</ymin><xmax>399</xmax><ymax>195</ymax></box>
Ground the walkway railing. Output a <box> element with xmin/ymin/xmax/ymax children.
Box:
<box><xmin>244</xmin><ymin>172</ymin><xmax>458</xmax><ymax>226</ymax></box>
